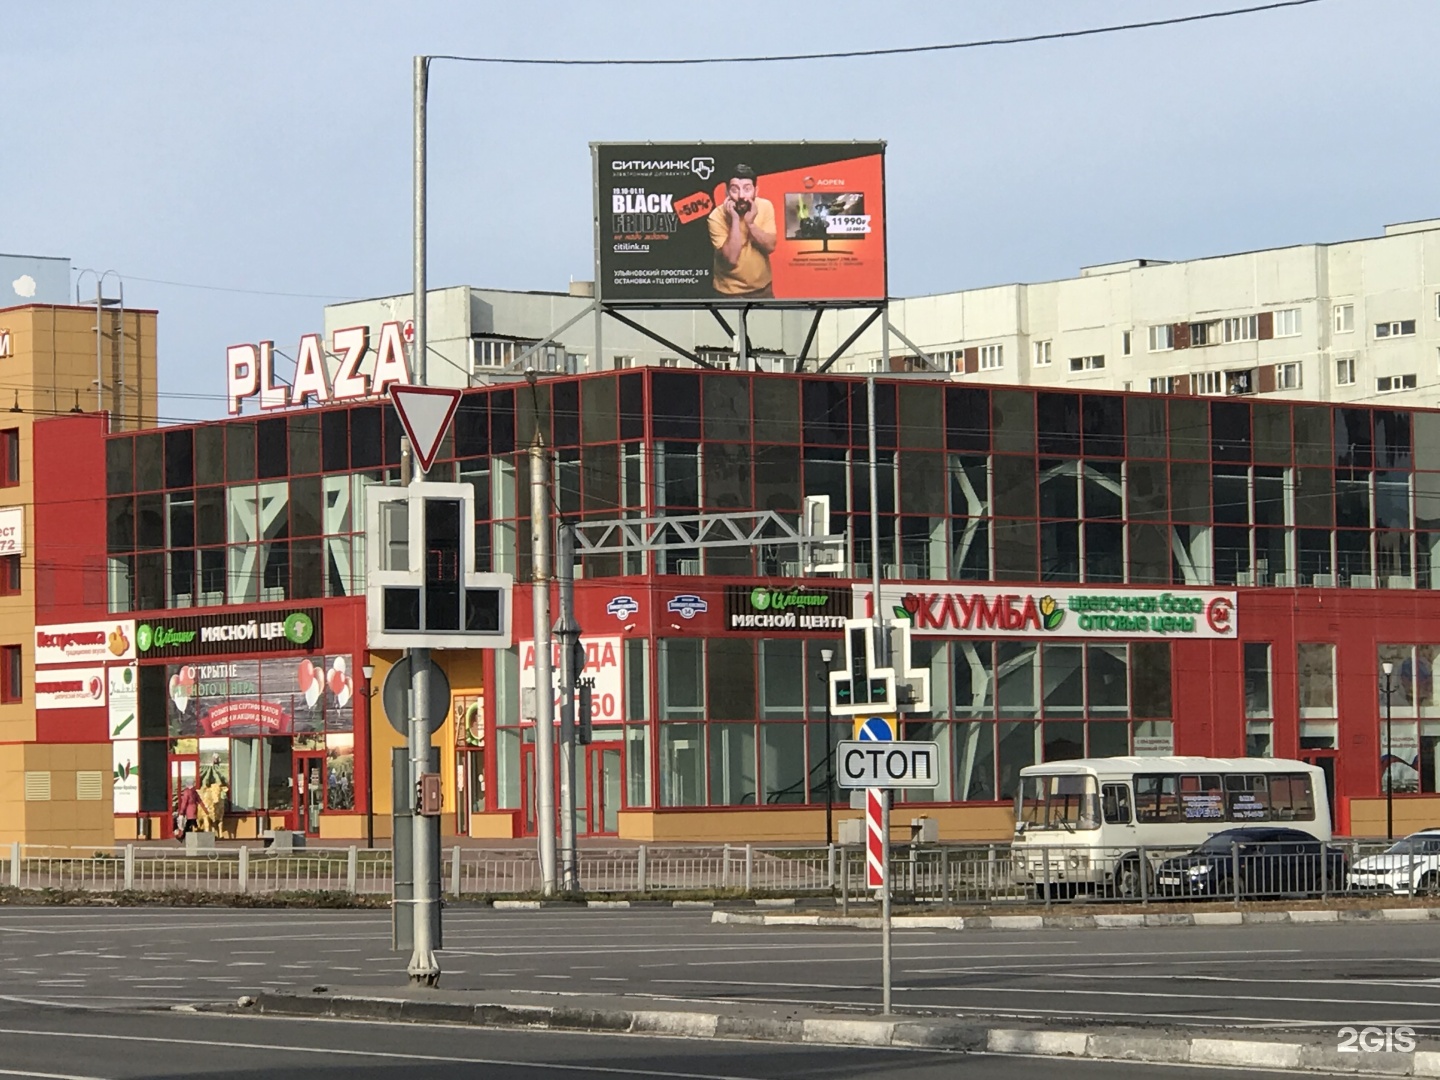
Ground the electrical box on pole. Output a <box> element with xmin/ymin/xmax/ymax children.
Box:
<box><xmin>366</xmin><ymin>480</ymin><xmax>513</xmax><ymax>651</ymax></box>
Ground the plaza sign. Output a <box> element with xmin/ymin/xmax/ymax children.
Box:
<box><xmin>227</xmin><ymin>321</ymin><xmax>413</xmax><ymax>415</ymax></box>
<box><xmin>855</xmin><ymin>584</ymin><xmax>1237</xmax><ymax>640</ymax></box>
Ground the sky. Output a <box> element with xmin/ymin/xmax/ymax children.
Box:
<box><xmin>3</xmin><ymin>0</ymin><xmax>1438</xmax><ymax>423</ymax></box>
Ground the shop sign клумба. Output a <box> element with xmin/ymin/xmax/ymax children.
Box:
<box><xmin>726</xmin><ymin>586</ymin><xmax>849</xmax><ymax>631</ymax></box>
<box><xmin>856</xmin><ymin>584</ymin><xmax>1237</xmax><ymax>640</ymax></box>
<box><xmin>135</xmin><ymin>608</ymin><xmax>323</xmax><ymax>659</ymax></box>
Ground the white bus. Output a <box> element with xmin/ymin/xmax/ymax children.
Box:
<box><xmin>1012</xmin><ymin>756</ymin><xmax>1331</xmax><ymax>898</ymax></box>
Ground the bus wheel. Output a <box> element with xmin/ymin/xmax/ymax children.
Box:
<box><xmin>1114</xmin><ymin>857</ymin><xmax>1148</xmax><ymax>899</ymax></box>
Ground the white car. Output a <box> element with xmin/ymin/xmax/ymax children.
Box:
<box><xmin>1346</xmin><ymin>829</ymin><xmax>1440</xmax><ymax>895</ymax></box>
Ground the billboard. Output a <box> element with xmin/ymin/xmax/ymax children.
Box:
<box><xmin>594</xmin><ymin>142</ymin><xmax>885</xmax><ymax>304</ymax></box>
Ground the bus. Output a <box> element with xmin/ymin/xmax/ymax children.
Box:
<box><xmin>1012</xmin><ymin>756</ymin><xmax>1331</xmax><ymax>898</ymax></box>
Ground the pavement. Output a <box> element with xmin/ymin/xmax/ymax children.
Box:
<box><xmin>7</xmin><ymin>905</ymin><xmax>1440</xmax><ymax>1075</ymax></box>
<box><xmin>0</xmin><ymin>996</ymin><xmax>1299</xmax><ymax>1079</ymax></box>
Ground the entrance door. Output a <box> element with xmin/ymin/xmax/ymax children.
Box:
<box><xmin>1303</xmin><ymin>751</ymin><xmax>1339</xmax><ymax>829</ymax></box>
<box><xmin>168</xmin><ymin>756</ymin><xmax>198</xmax><ymax>838</ymax></box>
<box><xmin>294</xmin><ymin>754</ymin><xmax>325</xmax><ymax>837</ymax></box>
<box><xmin>586</xmin><ymin>743</ymin><xmax>623</xmax><ymax>836</ymax></box>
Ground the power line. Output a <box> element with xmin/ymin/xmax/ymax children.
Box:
<box><xmin>123</xmin><ymin>275</ymin><xmax>358</xmax><ymax>302</ymax></box>
<box><xmin>431</xmin><ymin>1</ymin><xmax>1326</xmax><ymax>67</ymax></box>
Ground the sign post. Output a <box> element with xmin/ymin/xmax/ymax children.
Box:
<box><xmin>831</xmin><ymin>620</ymin><xmax>931</xmax><ymax>1017</ymax></box>
<box><xmin>369</xmin><ymin>377</ymin><xmax>513</xmax><ymax>988</ymax></box>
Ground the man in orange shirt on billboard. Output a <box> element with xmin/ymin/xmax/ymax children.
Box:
<box><xmin>707</xmin><ymin>164</ymin><xmax>777</xmax><ymax>299</ymax></box>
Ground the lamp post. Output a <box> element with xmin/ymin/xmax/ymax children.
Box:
<box><xmin>1381</xmin><ymin>660</ymin><xmax>1396</xmax><ymax>841</ymax></box>
<box><xmin>819</xmin><ymin>647</ymin><xmax>835</xmax><ymax>846</ymax></box>
<box><xmin>362</xmin><ymin>663</ymin><xmax>377</xmax><ymax>849</ymax></box>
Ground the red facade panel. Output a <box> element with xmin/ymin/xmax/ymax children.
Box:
<box><xmin>34</xmin><ymin>413</ymin><xmax>109</xmax><ymax>623</ymax></box>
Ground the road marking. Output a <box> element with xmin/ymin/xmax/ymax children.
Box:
<box><xmin>0</xmin><ymin>1024</ymin><xmax>802</xmax><ymax>1080</ymax></box>
<box><xmin>0</xmin><ymin>1068</ymin><xmax>109</xmax><ymax>1079</ymax></box>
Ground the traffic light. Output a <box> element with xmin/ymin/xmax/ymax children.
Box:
<box><xmin>366</xmin><ymin>481</ymin><xmax>512</xmax><ymax>649</ymax></box>
<box><xmin>578</xmin><ymin>684</ymin><xmax>593</xmax><ymax>745</ymax></box>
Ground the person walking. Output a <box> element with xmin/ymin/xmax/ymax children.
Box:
<box><xmin>176</xmin><ymin>781</ymin><xmax>201</xmax><ymax>842</ymax></box>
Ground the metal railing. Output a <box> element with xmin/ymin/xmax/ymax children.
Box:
<box><xmin>3</xmin><ymin>838</ymin><xmax>1428</xmax><ymax>904</ymax></box>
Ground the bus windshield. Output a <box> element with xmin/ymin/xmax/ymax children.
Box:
<box><xmin>1017</xmin><ymin>774</ymin><xmax>1100</xmax><ymax>832</ymax></box>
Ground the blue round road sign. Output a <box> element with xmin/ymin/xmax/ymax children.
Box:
<box><xmin>858</xmin><ymin>717</ymin><xmax>893</xmax><ymax>742</ymax></box>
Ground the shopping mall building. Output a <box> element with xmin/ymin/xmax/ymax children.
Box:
<box><xmin>23</xmin><ymin>365</ymin><xmax>1440</xmax><ymax>845</ymax></box>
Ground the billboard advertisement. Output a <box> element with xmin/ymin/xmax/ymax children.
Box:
<box><xmin>594</xmin><ymin>141</ymin><xmax>885</xmax><ymax>304</ymax></box>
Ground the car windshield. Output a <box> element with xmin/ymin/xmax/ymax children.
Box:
<box><xmin>1017</xmin><ymin>774</ymin><xmax>1100</xmax><ymax>831</ymax></box>
<box><xmin>1384</xmin><ymin>836</ymin><xmax>1435</xmax><ymax>855</ymax></box>
<box><xmin>1196</xmin><ymin>832</ymin><xmax>1254</xmax><ymax>852</ymax></box>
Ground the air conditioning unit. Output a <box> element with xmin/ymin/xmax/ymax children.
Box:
<box><xmin>199</xmin><ymin>591</ymin><xmax>225</xmax><ymax>606</ymax></box>
<box><xmin>883</xmin><ymin>564</ymin><xmax>920</xmax><ymax>579</ymax></box>
<box><xmin>1387</xmin><ymin>575</ymin><xmax>1415</xmax><ymax>590</ymax></box>
<box><xmin>174</xmin><ymin>593</ymin><xmax>193</xmax><ymax>608</ymax></box>
<box><xmin>1349</xmin><ymin>574</ymin><xmax>1375</xmax><ymax>589</ymax></box>
<box><xmin>261</xmin><ymin>587</ymin><xmax>286</xmax><ymax>602</ymax></box>
<box><xmin>1311</xmin><ymin>574</ymin><xmax>1335</xmax><ymax>588</ymax></box>
<box><xmin>1234</xmin><ymin>572</ymin><xmax>1254</xmax><ymax>586</ymax></box>
<box><xmin>676</xmin><ymin>559</ymin><xmax>701</xmax><ymax>575</ymax></box>
<box><xmin>1271</xmin><ymin>572</ymin><xmax>1295</xmax><ymax>587</ymax></box>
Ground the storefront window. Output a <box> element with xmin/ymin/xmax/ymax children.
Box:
<box><xmin>1041</xmin><ymin>644</ymin><xmax>1083</xmax><ymax>717</ymax></box>
<box><xmin>953</xmin><ymin>721</ymin><xmax>996</xmax><ymax>801</ymax></box>
<box><xmin>760</xmin><ymin>723</ymin><xmax>806</xmax><ymax>804</ymax></box>
<box><xmin>625</xmin><ymin>724</ymin><xmax>651</xmax><ymax>808</ymax></box>
<box><xmin>494</xmin><ymin>727</ymin><xmax>522</xmax><ymax>810</ymax></box>
<box><xmin>996</xmin><ymin>642</ymin><xmax>1038</xmax><ymax>717</ymax></box>
<box><xmin>1244</xmin><ymin>643</ymin><xmax>1272</xmax><ymax>718</ymax></box>
<box><xmin>953</xmin><ymin>642</ymin><xmax>994</xmax><ymax>717</ymax></box>
<box><xmin>759</xmin><ymin>639</ymin><xmax>803</xmax><ymax>718</ymax></box>
<box><xmin>1297</xmin><ymin>643</ymin><xmax>1337</xmax><ymax>717</ymax></box>
<box><xmin>997</xmin><ymin>721</ymin><xmax>1038</xmax><ymax>798</ymax></box>
<box><xmin>709</xmin><ymin>723</ymin><xmax>756</xmax><ymax>806</ymax></box>
<box><xmin>658</xmin><ymin>639</ymin><xmax>704</xmax><ymax>719</ymax></box>
<box><xmin>1246</xmin><ymin>720</ymin><xmax>1273</xmax><ymax>757</ymax></box>
<box><xmin>660</xmin><ymin>723</ymin><xmax>704</xmax><ymax>806</ymax></box>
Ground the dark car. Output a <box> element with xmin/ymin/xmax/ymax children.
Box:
<box><xmin>1155</xmin><ymin>827</ymin><xmax>1348</xmax><ymax>899</ymax></box>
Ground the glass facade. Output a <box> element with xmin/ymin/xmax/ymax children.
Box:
<box><xmin>105</xmin><ymin>379</ymin><xmax>1440</xmax><ymax>606</ymax></box>
<box><xmin>99</xmin><ymin>373</ymin><xmax>1440</xmax><ymax>820</ymax></box>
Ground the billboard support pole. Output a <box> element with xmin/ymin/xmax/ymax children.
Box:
<box><xmin>815</xmin><ymin>305</ymin><xmax>883</xmax><ymax>374</ymax></box>
<box><xmin>738</xmin><ymin>308</ymin><xmax>749</xmax><ymax>371</ymax></box>
<box><xmin>793</xmin><ymin>309</ymin><xmax>823</xmax><ymax>372</ymax></box>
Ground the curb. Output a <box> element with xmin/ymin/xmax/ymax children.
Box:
<box><xmin>710</xmin><ymin>906</ymin><xmax>1440</xmax><ymax>931</ymax></box>
<box><xmin>247</xmin><ymin>992</ymin><xmax>1440</xmax><ymax>1074</ymax></box>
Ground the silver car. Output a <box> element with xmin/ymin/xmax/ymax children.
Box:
<box><xmin>1346</xmin><ymin>829</ymin><xmax>1440</xmax><ymax>895</ymax></box>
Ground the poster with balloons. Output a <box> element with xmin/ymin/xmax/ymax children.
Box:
<box><xmin>166</xmin><ymin>656</ymin><xmax>354</xmax><ymax>737</ymax></box>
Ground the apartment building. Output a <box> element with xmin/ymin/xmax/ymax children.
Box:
<box><xmin>830</xmin><ymin>218</ymin><xmax>1440</xmax><ymax>404</ymax></box>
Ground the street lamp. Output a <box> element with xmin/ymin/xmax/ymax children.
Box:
<box><xmin>1381</xmin><ymin>660</ymin><xmax>1396</xmax><ymax>841</ymax></box>
<box><xmin>819</xmin><ymin>647</ymin><xmax>835</xmax><ymax>846</ymax></box>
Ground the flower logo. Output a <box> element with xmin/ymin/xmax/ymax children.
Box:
<box><xmin>1039</xmin><ymin>595</ymin><xmax>1065</xmax><ymax>632</ymax></box>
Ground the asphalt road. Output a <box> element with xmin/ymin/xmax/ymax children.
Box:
<box><xmin>3</xmin><ymin>906</ymin><xmax>1438</xmax><ymax>1033</ymax></box>
<box><xmin>0</xmin><ymin>998</ymin><xmax>1345</xmax><ymax>1079</ymax></box>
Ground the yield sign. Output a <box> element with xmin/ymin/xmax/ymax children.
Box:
<box><xmin>389</xmin><ymin>384</ymin><xmax>462</xmax><ymax>473</ymax></box>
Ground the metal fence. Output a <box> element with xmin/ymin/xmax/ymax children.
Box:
<box><xmin>3</xmin><ymin>838</ymin><xmax>1429</xmax><ymax>904</ymax></box>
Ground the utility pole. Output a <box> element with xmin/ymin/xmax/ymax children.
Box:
<box><xmin>530</xmin><ymin>420</ymin><xmax>558</xmax><ymax>896</ymax></box>
<box><xmin>555</xmin><ymin>521</ymin><xmax>581</xmax><ymax>891</ymax></box>
<box><xmin>405</xmin><ymin>53</ymin><xmax>440</xmax><ymax>987</ymax></box>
